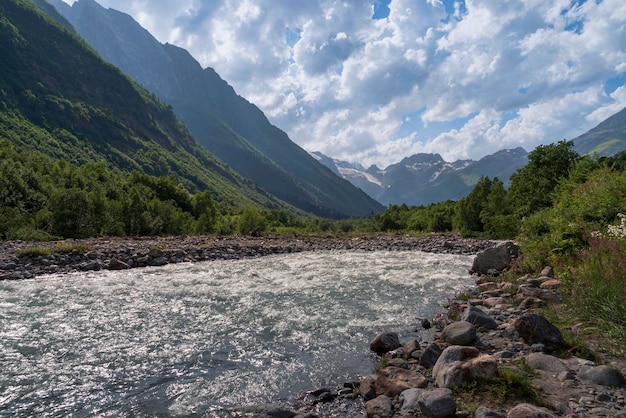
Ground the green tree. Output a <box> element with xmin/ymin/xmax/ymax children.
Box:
<box><xmin>121</xmin><ymin>185</ymin><xmax>151</xmax><ymax>236</ymax></box>
<box><xmin>480</xmin><ymin>178</ymin><xmax>518</xmax><ymax>238</ymax></box>
<box><xmin>237</xmin><ymin>205</ymin><xmax>267</xmax><ymax>236</ymax></box>
<box><xmin>192</xmin><ymin>190</ymin><xmax>218</xmax><ymax>234</ymax></box>
<box><xmin>507</xmin><ymin>140</ymin><xmax>580</xmax><ymax>217</ymax></box>
<box><xmin>454</xmin><ymin>176</ymin><xmax>492</xmax><ymax>236</ymax></box>
<box><xmin>47</xmin><ymin>188</ymin><xmax>89</xmax><ymax>238</ymax></box>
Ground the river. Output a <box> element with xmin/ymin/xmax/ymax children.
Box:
<box><xmin>0</xmin><ymin>250</ymin><xmax>474</xmax><ymax>417</ymax></box>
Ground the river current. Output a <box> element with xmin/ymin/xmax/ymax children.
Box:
<box><xmin>0</xmin><ymin>250</ymin><xmax>474</xmax><ymax>417</ymax></box>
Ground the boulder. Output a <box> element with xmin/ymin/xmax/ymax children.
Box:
<box><xmin>461</xmin><ymin>305</ymin><xmax>498</xmax><ymax>330</ymax></box>
<box><xmin>507</xmin><ymin>403</ymin><xmax>557</xmax><ymax>418</ymax></box>
<box><xmin>375</xmin><ymin>366</ymin><xmax>428</xmax><ymax>397</ymax></box>
<box><xmin>432</xmin><ymin>346</ymin><xmax>498</xmax><ymax>388</ymax></box>
<box><xmin>442</xmin><ymin>321</ymin><xmax>476</xmax><ymax>345</ymax></box>
<box><xmin>578</xmin><ymin>365</ymin><xmax>626</xmax><ymax>387</ymax></box>
<box><xmin>475</xmin><ymin>406</ymin><xmax>506</xmax><ymax>418</ymax></box>
<box><xmin>518</xmin><ymin>297</ymin><xmax>545</xmax><ymax>310</ymax></box>
<box><xmin>359</xmin><ymin>375</ymin><xmax>377</xmax><ymax>401</ymax></box>
<box><xmin>370</xmin><ymin>332</ymin><xmax>401</xmax><ymax>355</ymax></box>
<box><xmin>149</xmin><ymin>256</ymin><xmax>168</xmax><ymax>266</ymax></box>
<box><xmin>418</xmin><ymin>388</ymin><xmax>456</xmax><ymax>418</ymax></box>
<box><xmin>526</xmin><ymin>353</ymin><xmax>569</xmax><ymax>373</ymax></box>
<box><xmin>471</xmin><ymin>241</ymin><xmax>519</xmax><ymax>275</ymax></box>
<box><xmin>513</xmin><ymin>314</ymin><xmax>564</xmax><ymax>352</ymax></box>
<box><xmin>517</xmin><ymin>285</ymin><xmax>562</xmax><ymax>302</ymax></box>
<box><xmin>539</xmin><ymin>279</ymin><xmax>561</xmax><ymax>290</ymax></box>
<box><xmin>419</xmin><ymin>343</ymin><xmax>443</xmax><ymax>368</ymax></box>
<box><xmin>365</xmin><ymin>395</ymin><xmax>393</xmax><ymax>418</ymax></box>
<box><xmin>403</xmin><ymin>339</ymin><xmax>420</xmax><ymax>357</ymax></box>
<box><xmin>108</xmin><ymin>258</ymin><xmax>130</xmax><ymax>270</ymax></box>
<box><xmin>399</xmin><ymin>388</ymin><xmax>424</xmax><ymax>416</ymax></box>
<box><xmin>148</xmin><ymin>248</ymin><xmax>164</xmax><ymax>258</ymax></box>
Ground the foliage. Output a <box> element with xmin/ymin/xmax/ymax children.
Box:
<box><xmin>0</xmin><ymin>0</ymin><xmax>293</xmax><ymax>213</ymax></box>
<box><xmin>514</xmin><ymin>162</ymin><xmax>626</xmax><ymax>348</ymax></box>
<box><xmin>0</xmin><ymin>141</ymin><xmax>221</xmax><ymax>239</ymax></box>
<box><xmin>506</xmin><ymin>140</ymin><xmax>580</xmax><ymax>217</ymax></box>
<box><xmin>237</xmin><ymin>206</ymin><xmax>267</xmax><ymax>236</ymax></box>
<box><xmin>453</xmin><ymin>362</ymin><xmax>537</xmax><ymax>412</ymax></box>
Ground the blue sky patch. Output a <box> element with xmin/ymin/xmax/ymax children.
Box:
<box><xmin>372</xmin><ymin>0</ymin><xmax>391</xmax><ymax>19</ymax></box>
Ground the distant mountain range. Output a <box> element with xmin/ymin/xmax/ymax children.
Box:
<box><xmin>43</xmin><ymin>0</ymin><xmax>383</xmax><ymax>218</ymax></box>
<box><xmin>313</xmin><ymin>106</ymin><xmax>626</xmax><ymax>206</ymax></box>
<box><xmin>312</xmin><ymin>148</ymin><xmax>530</xmax><ymax>206</ymax></box>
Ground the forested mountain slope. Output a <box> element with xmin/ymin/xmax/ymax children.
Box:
<box><xmin>1</xmin><ymin>0</ymin><xmax>291</xmax><ymax>210</ymax></box>
<box><xmin>45</xmin><ymin>0</ymin><xmax>384</xmax><ymax>218</ymax></box>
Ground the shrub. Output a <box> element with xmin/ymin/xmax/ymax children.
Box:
<box><xmin>237</xmin><ymin>206</ymin><xmax>267</xmax><ymax>236</ymax></box>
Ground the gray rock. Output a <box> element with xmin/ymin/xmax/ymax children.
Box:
<box><xmin>513</xmin><ymin>313</ymin><xmax>564</xmax><ymax>352</ymax></box>
<box><xmin>517</xmin><ymin>285</ymin><xmax>562</xmax><ymax>302</ymax></box>
<box><xmin>578</xmin><ymin>365</ymin><xmax>626</xmax><ymax>387</ymax></box>
<box><xmin>442</xmin><ymin>321</ymin><xmax>476</xmax><ymax>345</ymax></box>
<box><xmin>375</xmin><ymin>366</ymin><xmax>427</xmax><ymax>397</ymax></box>
<box><xmin>518</xmin><ymin>297</ymin><xmax>545</xmax><ymax>310</ymax></box>
<box><xmin>475</xmin><ymin>406</ymin><xmax>506</xmax><ymax>418</ymax></box>
<box><xmin>462</xmin><ymin>305</ymin><xmax>498</xmax><ymax>330</ymax></box>
<box><xmin>432</xmin><ymin>345</ymin><xmax>498</xmax><ymax>388</ymax></box>
<box><xmin>370</xmin><ymin>332</ymin><xmax>401</xmax><ymax>355</ymax></box>
<box><xmin>557</xmin><ymin>371</ymin><xmax>575</xmax><ymax>381</ymax></box>
<box><xmin>493</xmin><ymin>350</ymin><xmax>516</xmax><ymax>359</ymax></box>
<box><xmin>108</xmin><ymin>258</ymin><xmax>130</xmax><ymax>270</ymax></box>
<box><xmin>79</xmin><ymin>261</ymin><xmax>100</xmax><ymax>271</ymax></box>
<box><xmin>399</xmin><ymin>388</ymin><xmax>424</xmax><ymax>415</ymax></box>
<box><xmin>365</xmin><ymin>395</ymin><xmax>393</xmax><ymax>418</ymax></box>
<box><xmin>148</xmin><ymin>248</ymin><xmax>164</xmax><ymax>258</ymax></box>
<box><xmin>507</xmin><ymin>403</ymin><xmax>557</xmax><ymax>418</ymax></box>
<box><xmin>418</xmin><ymin>388</ymin><xmax>456</xmax><ymax>418</ymax></box>
<box><xmin>526</xmin><ymin>353</ymin><xmax>569</xmax><ymax>373</ymax></box>
<box><xmin>403</xmin><ymin>339</ymin><xmax>420</xmax><ymax>357</ymax></box>
<box><xmin>471</xmin><ymin>241</ymin><xmax>519</xmax><ymax>274</ymax></box>
<box><xmin>419</xmin><ymin>343</ymin><xmax>443</xmax><ymax>368</ymax></box>
<box><xmin>360</xmin><ymin>375</ymin><xmax>377</xmax><ymax>401</ymax></box>
<box><xmin>149</xmin><ymin>256</ymin><xmax>168</xmax><ymax>266</ymax></box>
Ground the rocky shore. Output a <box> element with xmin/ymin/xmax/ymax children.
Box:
<box><xmin>254</xmin><ymin>242</ymin><xmax>626</xmax><ymax>418</ymax></box>
<box><xmin>0</xmin><ymin>233</ymin><xmax>495</xmax><ymax>280</ymax></box>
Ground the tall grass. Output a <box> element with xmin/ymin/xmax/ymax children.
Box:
<box><xmin>563</xmin><ymin>235</ymin><xmax>626</xmax><ymax>346</ymax></box>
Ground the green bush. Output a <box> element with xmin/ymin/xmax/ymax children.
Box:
<box><xmin>237</xmin><ymin>205</ymin><xmax>267</xmax><ymax>236</ymax></box>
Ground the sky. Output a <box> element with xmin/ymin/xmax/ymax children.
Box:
<box><xmin>61</xmin><ymin>0</ymin><xmax>626</xmax><ymax>168</ymax></box>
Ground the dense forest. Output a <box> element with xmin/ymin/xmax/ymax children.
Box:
<box><xmin>2</xmin><ymin>138</ymin><xmax>625</xmax><ymax>243</ymax></box>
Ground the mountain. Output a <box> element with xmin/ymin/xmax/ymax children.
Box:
<box><xmin>313</xmin><ymin>148</ymin><xmax>529</xmax><ymax>206</ymax></box>
<box><xmin>44</xmin><ymin>0</ymin><xmax>384</xmax><ymax>218</ymax></box>
<box><xmin>1</xmin><ymin>0</ymin><xmax>291</xmax><ymax>210</ymax></box>
<box><xmin>573</xmin><ymin>107</ymin><xmax>626</xmax><ymax>157</ymax></box>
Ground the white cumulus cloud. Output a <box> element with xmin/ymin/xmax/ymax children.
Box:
<box><xmin>61</xmin><ymin>0</ymin><xmax>626</xmax><ymax>168</ymax></box>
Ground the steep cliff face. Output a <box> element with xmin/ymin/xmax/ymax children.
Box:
<box><xmin>46</xmin><ymin>0</ymin><xmax>384</xmax><ymax>218</ymax></box>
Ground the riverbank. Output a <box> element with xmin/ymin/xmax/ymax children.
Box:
<box><xmin>273</xmin><ymin>245</ymin><xmax>626</xmax><ymax>418</ymax></box>
<box><xmin>0</xmin><ymin>233</ymin><xmax>496</xmax><ymax>280</ymax></box>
